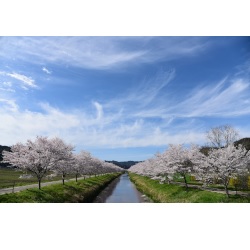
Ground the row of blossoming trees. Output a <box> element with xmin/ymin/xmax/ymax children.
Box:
<box><xmin>129</xmin><ymin>143</ymin><xmax>250</xmax><ymax>197</ymax></box>
<box><xmin>2</xmin><ymin>136</ymin><xmax>123</xmax><ymax>189</ymax></box>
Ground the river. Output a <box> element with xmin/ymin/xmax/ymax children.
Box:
<box><xmin>93</xmin><ymin>173</ymin><xmax>151</xmax><ymax>203</ymax></box>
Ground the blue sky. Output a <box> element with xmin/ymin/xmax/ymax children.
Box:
<box><xmin>0</xmin><ymin>36</ymin><xmax>250</xmax><ymax>161</ymax></box>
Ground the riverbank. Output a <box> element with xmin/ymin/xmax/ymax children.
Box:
<box><xmin>128</xmin><ymin>173</ymin><xmax>250</xmax><ymax>203</ymax></box>
<box><xmin>0</xmin><ymin>173</ymin><xmax>122</xmax><ymax>203</ymax></box>
<box><xmin>94</xmin><ymin>172</ymin><xmax>152</xmax><ymax>203</ymax></box>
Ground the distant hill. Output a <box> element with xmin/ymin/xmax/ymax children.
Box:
<box><xmin>200</xmin><ymin>138</ymin><xmax>250</xmax><ymax>155</ymax></box>
<box><xmin>105</xmin><ymin>160</ymin><xmax>141</xmax><ymax>169</ymax></box>
<box><xmin>234</xmin><ymin>137</ymin><xmax>250</xmax><ymax>151</ymax></box>
<box><xmin>0</xmin><ymin>145</ymin><xmax>11</xmax><ymax>167</ymax></box>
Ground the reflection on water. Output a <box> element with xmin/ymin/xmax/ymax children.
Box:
<box><xmin>93</xmin><ymin>173</ymin><xmax>151</xmax><ymax>203</ymax></box>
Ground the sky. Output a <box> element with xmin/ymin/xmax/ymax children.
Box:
<box><xmin>1</xmin><ymin>36</ymin><xmax>250</xmax><ymax>161</ymax></box>
<box><xmin>1</xmin><ymin>3</ymin><xmax>250</xmax><ymax>248</ymax></box>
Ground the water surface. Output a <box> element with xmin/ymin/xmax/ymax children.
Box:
<box><xmin>93</xmin><ymin>173</ymin><xmax>151</xmax><ymax>203</ymax></box>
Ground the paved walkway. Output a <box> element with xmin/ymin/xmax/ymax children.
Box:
<box><xmin>0</xmin><ymin>176</ymin><xmax>87</xmax><ymax>195</ymax></box>
<box><xmin>173</xmin><ymin>181</ymin><xmax>250</xmax><ymax>196</ymax></box>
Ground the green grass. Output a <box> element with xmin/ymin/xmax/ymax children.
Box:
<box><xmin>173</xmin><ymin>173</ymin><xmax>249</xmax><ymax>191</ymax></box>
<box><xmin>0</xmin><ymin>167</ymin><xmax>80</xmax><ymax>189</ymax></box>
<box><xmin>0</xmin><ymin>167</ymin><xmax>24</xmax><ymax>188</ymax></box>
<box><xmin>129</xmin><ymin>173</ymin><xmax>250</xmax><ymax>203</ymax></box>
<box><xmin>0</xmin><ymin>173</ymin><xmax>121</xmax><ymax>203</ymax></box>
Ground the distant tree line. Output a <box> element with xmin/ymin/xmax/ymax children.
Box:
<box><xmin>105</xmin><ymin>160</ymin><xmax>142</xmax><ymax>169</ymax></box>
<box><xmin>0</xmin><ymin>145</ymin><xmax>11</xmax><ymax>167</ymax></box>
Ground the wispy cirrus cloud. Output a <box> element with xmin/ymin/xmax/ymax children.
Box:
<box><xmin>0</xmin><ymin>99</ymin><xmax>206</xmax><ymax>149</ymax></box>
<box><xmin>6</xmin><ymin>72</ymin><xmax>38</xmax><ymax>89</ymax></box>
<box><xmin>93</xmin><ymin>101</ymin><xmax>104</xmax><ymax>121</ymax></box>
<box><xmin>0</xmin><ymin>37</ymin><xmax>211</xmax><ymax>70</ymax></box>
<box><xmin>165</xmin><ymin>77</ymin><xmax>250</xmax><ymax>118</ymax></box>
<box><xmin>132</xmin><ymin>76</ymin><xmax>250</xmax><ymax>119</ymax></box>
<box><xmin>103</xmin><ymin>69</ymin><xmax>175</xmax><ymax>111</ymax></box>
<box><xmin>0</xmin><ymin>71</ymin><xmax>38</xmax><ymax>89</ymax></box>
<box><xmin>1</xmin><ymin>67</ymin><xmax>250</xmax><ymax>153</ymax></box>
<box><xmin>0</xmin><ymin>37</ymin><xmax>146</xmax><ymax>70</ymax></box>
<box><xmin>1</xmin><ymin>37</ymin><xmax>249</xmax><ymax>161</ymax></box>
<box><xmin>0</xmin><ymin>82</ymin><xmax>15</xmax><ymax>92</ymax></box>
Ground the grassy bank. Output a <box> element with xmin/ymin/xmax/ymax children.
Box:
<box><xmin>0</xmin><ymin>167</ymin><xmax>80</xmax><ymax>189</ymax></box>
<box><xmin>0</xmin><ymin>173</ymin><xmax>121</xmax><ymax>203</ymax></box>
<box><xmin>129</xmin><ymin>173</ymin><xmax>250</xmax><ymax>203</ymax></box>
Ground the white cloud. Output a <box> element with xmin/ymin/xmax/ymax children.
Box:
<box><xmin>171</xmin><ymin>78</ymin><xmax>250</xmax><ymax>117</ymax></box>
<box><xmin>0</xmin><ymin>37</ymin><xmax>210</xmax><ymax>70</ymax></box>
<box><xmin>0</xmin><ymin>87</ymin><xmax>15</xmax><ymax>92</ymax></box>
<box><xmin>93</xmin><ymin>101</ymin><xmax>103</xmax><ymax>121</ymax></box>
<box><xmin>1</xmin><ymin>71</ymin><xmax>37</xmax><ymax>90</ymax></box>
<box><xmin>0</xmin><ymin>98</ymin><xmax>18</xmax><ymax>112</ymax></box>
<box><xmin>235</xmin><ymin>59</ymin><xmax>250</xmax><ymax>77</ymax></box>
<box><xmin>0</xmin><ymin>95</ymin><xmax>206</xmax><ymax>149</ymax></box>
<box><xmin>0</xmin><ymin>102</ymin><xmax>80</xmax><ymax>146</ymax></box>
<box><xmin>1</xmin><ymin>69</ymin><xmax>249</xmax><ymax>151</ymax></box>
<box><xmin>1</xmin><ymin>71</ymin><xmax>38</xmax><ymax>94</ymax></box>
<box><xmin>6</xmin><ymin>72</ymin><xmax>38</xmax><ymax>88</ymax></box>
<box><xmin>42</xmin><ymin>67</ymin><xmax>52</xmax><ymax>74</ymax></box>
<box><xmin>104</xmin><ymin>69</ymin><xmax>175</xmax><ymax>111</ymax></box>
<box><xmin>3</xmin><ymin>81</ymin><xmax>12</xmax><ymax>87</ymax></box>
<box><xmin>132</xmin><ymin>76</ymin><xmax>250</xmax><ymax>119</ymax></box>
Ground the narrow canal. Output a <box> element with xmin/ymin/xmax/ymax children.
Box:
<box><xmin>93</xmin><ymin>173</ymin><xmax>151</xmax><ymax>203</ymax></box>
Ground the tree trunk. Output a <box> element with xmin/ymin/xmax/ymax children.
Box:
<box><xmin>183</xmin><ymin>174</ymin><xmax>188</xmax><ymax>191</ymax></box>
<box><xmin>225</xmin><ymin>185</ymin><xmax>229</xmax><ymax>198</ymax></box>
<box><xmin>12</xmin><ymin>181</ymin><xmax>15</xmax><ymax>193</ymax></box>
<box><xmin>38</xmin><ymin>179</ymin><xmax>41</xmax><ymax>190</ymax></box>
<box><xmin>76</xmin><ymin>174</ymin><xmax>78</xmax><ymax>182</ymax></box>
<box><xmin>224</xmin><ymin>179</ymin><xmax>230</xmax><ymax>198</ymax></box>
<box><xmin>62</xmin><ymin>174</ymin><xmax>65</xmax><ymax>185</ymax></box>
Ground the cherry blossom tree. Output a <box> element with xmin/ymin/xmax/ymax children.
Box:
<box><xmin>130</xmin><ymin>142</ymin><xmax>250</xmax><ymax>197</ymax></box>
<box><xmin>155</xmin><ymin>152</ymin><xmax>177</xmax><ymax>184</ymax></box>
<box><xmin>129</xmin><ymin>155</ymin><xmax>172</xmax><ymax>183</ymax></box>
<box><xmin>129</xmin><ymin>157</ymin><xmax>159</xmax><ymax>178</ymax></box>
<box><xmin>73</xmin><ymin>151</ymin><xmax>95</xmax><ymax>181</ymax></box>
<box><xmin>3</xmin><ymin>136</ymin><xmax>74</xmax><ymax>189</ymax></box>
<box><xmin>101</xmin><ymin>161</ymin><xmax>122</xmax><ymax>174</ymax></box>
<box><xmin>89</xmin><ymin>157</ymin><xmax>104</xmax><ymax>176</ymax></box>
<box><xmin>197</xmin><ymin>144</ymin><xmax>249</xmax><ymax>197</ymax></box>
<box><xmin>130</xmin><ymin>144</ymin><xmax>205</xmax><ymax>189</ymax></box>
<box><xmin>206</xmin><ymin>124</ymin><xmax>239</xmax><ymax>148</ymax></box>
<box><xmin>52</xmin><ymin>157</ymin><xmax>75</xmax><ymax>185</ymax></box>
<box><xmin>73</xmin><ymin>151</ymin><xmax>123</xmax><ymax>181</ymax></box>
<box><xmin>159</xmin><ymin>144</ymin><xmax>205</xmax><ymax>190</ymax></box>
